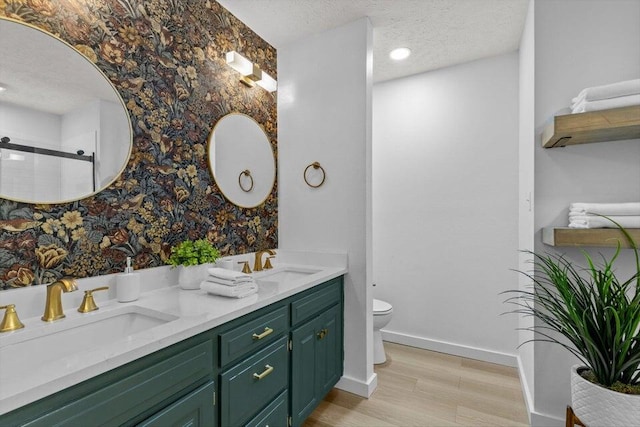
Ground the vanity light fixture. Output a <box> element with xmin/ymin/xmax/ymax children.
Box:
<box><xmin>389</xmin><ymin>47</ymin><xmax>411</xmax><ymax>61</ymax></box>
<box><xmin>226</xmin><ymin>51</ymin><xmax>277</xmax><ymax>92</ymax></box>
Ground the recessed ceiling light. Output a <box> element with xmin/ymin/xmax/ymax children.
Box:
<box><xmin>389</xmin><ymin>47</ymin><xmax>411</xmax><ymax>61</ymax></box>
<box><xmin>0</xmin><ymin>85</ymin><xmax>7</xmax><ymax>92</ymax></box>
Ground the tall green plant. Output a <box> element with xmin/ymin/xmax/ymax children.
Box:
<box><xmin>505</xmin><ymin>224</ymin><xmax>640</xmax><ymax>391</ymax></box>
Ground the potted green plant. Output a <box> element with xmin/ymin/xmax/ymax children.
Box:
<box><xmin>505</xmin><ymin>224</ymin><xmax>639</xmax><ymax>426</ymax></box>
<box><xmin>167</xmin><ymin>239</ymin><xmax>220</xmax><ymax>290</ymax></box>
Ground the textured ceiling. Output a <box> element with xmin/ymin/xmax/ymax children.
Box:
<box><xmin>0</xmin><ymin>20</ymin><xmax>117</xmax><ymax>115</ymax></box>
<box><xmin>218</xmin><ymin>0</ymin><xmax>530</xmax><ymax>83</ymax></box>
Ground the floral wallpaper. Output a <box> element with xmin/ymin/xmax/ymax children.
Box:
<box><xmin>0</xmin><ymin>0</ymin><xmax>277</xmax><ymax>290</ymax></box>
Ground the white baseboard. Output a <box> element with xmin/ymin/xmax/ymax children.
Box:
<box><xmin>381</xmin><ymin>330</ymin><xmax>518</xmax><ymax>367</ymax></box>
<box><xmin>335</xmin><ymin>372</ymin><xmax>378</xmax><ymax>398</ymax></box>
<box><xmin>515</xmin><ymin>355</ymin><xmax>565</xmax><ymax>426</ymax></box>
<box><xmin>517</xmin><ymin>355</ymin><xmax>534</xmax><ymax>425</ymax></box>
<box><xmin>530</xmin><ymin>411</ymin><xmax>564</xmax><ymax>427</ymax></box>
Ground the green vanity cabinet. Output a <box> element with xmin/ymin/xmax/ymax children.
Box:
<box><xmin>0</xmin><ymin>333</ymin><xmax>215</xmax><ymax>427</ymax></box>
<box><xmin>244</xmin><ymin>391</ymin><xmax>288</xmax><ymax>427</ymax></box>
<box><xmin>0</xmin><ymin>275</ymin><xmax>344</xmax><ymax>427</ymax></box>
<box><xmin>219</xmin><ymin>337</ymin><xmax>289</xmax><ymax>426</ymax></box>
<box><xmin>212</xmin><ymin>276</ymin><xmax>343</xmax><ymax>427</ymax></box>
<box><xmin>138</xmin><ymin>381</ymin><xmax>215</xmax><ymax>427</ymax></box>
<box><xmin>290</xmin><ymin>287</ymin><xmax>343</xmax><ymax>426</ymax></box>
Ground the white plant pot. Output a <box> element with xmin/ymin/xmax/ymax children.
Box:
<box><xmin>178</xmin><ymin>264</ymin><xmax>210</xmax><ymax>290</ymax></box>
<box><xmin>571</xmin><ymin>364</ymin><xmax>640</xmax><ymax>426</ymax></box>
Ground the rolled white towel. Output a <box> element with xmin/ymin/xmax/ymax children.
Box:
<box><xmin>207</xmin><ymin>267</ymin><xmax>251</xmax><ymax>281</ymax></box>
<box><xmin>569</xmin><ymin>202</ymin><xmax>640</xmax><ymax>216</ymax></box>
<box><xmin>201</xmin><ymin>281</ymin><xmax>258</xmax><ymax>298</ymax></box>
<box><xmin>568</xmin><ymin>215</ymin><xmax>640</xmax><ymax>229</ymax></box>
<box><xmin>205</xmin><ymin>275</ymin><xmax>255</xmax><ymax>286</ymax></box>
<box><xmin>571</xmin><ymin>79</ymin><xmax>640</xmax><ymax>106</ymax></box>
<box><xmin>571</xmin><ymin>94</ymin><xmax>640</xmax><ymax>114</ymax></box>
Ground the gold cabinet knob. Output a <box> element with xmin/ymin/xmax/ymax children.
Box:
<box><xmin>317</xmin><ymin>328</ymin><xmax>328</xmax><ymax>340</ymax></box>
<box><xmin>78</xmin><ymin>286</ymin><xmax>109</xmax><ymax>313</ymax></box>
<box><xmin>0</xmin><ymin>304</ymin><xmax>25</xmax><ymax>332</ymax></box>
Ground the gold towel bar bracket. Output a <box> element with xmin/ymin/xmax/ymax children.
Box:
<box><xmin>304</xmin><ymin>162</ymin><xmax>326</xmax><ymax>188</ymax></box>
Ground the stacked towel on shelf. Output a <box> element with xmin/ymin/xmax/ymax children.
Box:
<box><xmin>568</xmin><ymin>202</ymin><xmax>640</xmax><ymax>229</ymax></box>
<box><xmin>570</xmin><ymin>202</ymin><xmax>640</xmax><ymax>216</ymax></box>
<box><xmin>570</xmin><ymin>79</ymin><xmax>640</xmax><ymax>114</ymax></box>
<box><xmin>201</xmin><ymin>267</ymin><xmax>257</xmax><ymax>298</ymax></box>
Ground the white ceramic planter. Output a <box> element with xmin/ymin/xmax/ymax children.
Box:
<box><xmin>571</xmin><ymin>364</ymin><xmax>640</xmax><ymax>426</ymax></box>
<box><xmin>178</xmin><ymin>264</ymin><xmax>211</xmax><ymax>290</ymax></box>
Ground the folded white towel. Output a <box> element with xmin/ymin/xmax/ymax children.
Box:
<box><xmin>571</xmin><ymin>79</ymin><xmax>640</xmax><ymax>106</ymax></box>
<box><xmin>201</xmin><ymin>281</ymin><xmax>258</xmax><ymax>298</ymax></box>
<box><xmin>205</xmin><ymin>275</ymin><xmax>255</xmax><ymax>286</ymax></box>
<box><xmin>571</xmin><ymin>94</ymin><xmax>640</xmax><ymax>114</ymax></box>
<box><xmin>207</xmin><ymin>267</ymin><xmax>251</xmax><ymax>281</ymax></box>
<box><xmin>568</xmin><ymin>215</ymin><xmax>640</xmax><ymax>229</ymax></box>
<box><xmin>569</xmin><ymin>202</ymin><xmax>640</xmax><ymax>216</ymax></box>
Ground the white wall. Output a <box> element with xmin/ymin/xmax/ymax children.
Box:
<box><xmin>0</xmin><ymin>102</ymin><xmax>62</xmax><ymax>201</ymax></box>
<box><xmin>278</xmin><ymin>18</ymin><xmax>376</xmax><ymax>397</ymax></box>
<box><xmin>373</xmin><ymin>52</ymin><xmax>520</xmax><ymax>365</ymax></box>
<box><xmin>533</xmin><ymin>0</ymin><xmax>640</xmax><ymax>424</ymax></box>
<box><xmin>518</xmin><ymin>0</ymin><xmax>535</xmax><ymax>420</ymax></box>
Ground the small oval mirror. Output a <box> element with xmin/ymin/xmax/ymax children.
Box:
<box><xmin>208</xmin><ymin>113</ymin><xmax>275</xmax><ymax>208</ymax></box>
<box><xmin>0</xmin><ymin>18</ymin><xmax>132</xmax><ymax>204</ymax></box>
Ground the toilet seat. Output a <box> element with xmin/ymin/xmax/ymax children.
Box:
<box><xmin>373</xmin><ymin>299</ymin><xmax>392</xmax><ymax>315</ymax></box>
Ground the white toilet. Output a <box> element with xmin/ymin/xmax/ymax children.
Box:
<box><xmin>373</xmin><ymin>299</ymin><xmax>393</xmax><ymax>364</ymax></box>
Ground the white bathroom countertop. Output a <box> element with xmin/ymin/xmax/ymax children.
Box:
<box><xmin>0</xmin><ymin>250</ymin><xmax>347</xmax><ymax>416</ymax></box>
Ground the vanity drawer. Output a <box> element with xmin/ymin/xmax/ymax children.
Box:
<box><xmin>291</xmin><ymin>278</ymin><xmax>341</xmax><ymax>326</ymax></box>
<box><xmin>220</xmin><ymin>336</ymin><xmax>288</xmax><ymax>427</ymax></box>
<box><xmin>220</xmin><ymin>305</ymin><xmax>288</xmax><ymax>367</ymax></box>
<box><xmin>245</xmin><ymin>390</ymin><xmax>288</xmax><ymax>427</ymax></box>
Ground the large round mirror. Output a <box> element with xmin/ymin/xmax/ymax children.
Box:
<box><xmin>0</xmin><ymin>18</ymin><xmax>132</xmax><ymax>204</ymax></box>
<box><xmin>208</xmin><ymin>113</ymin><xmax>275</xmax><ymax>208</ymax></box>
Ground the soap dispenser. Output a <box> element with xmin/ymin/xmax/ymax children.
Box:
<box><xmin>116</xmin><ymin>257</ymin><xmax>140</xmax><ymax>302</ymax></box>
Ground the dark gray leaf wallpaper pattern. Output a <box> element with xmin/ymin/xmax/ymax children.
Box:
<box><xmin>0</xmin><ymin>0</ymin><xmax>277</xmax><ymax>289</ymax></box>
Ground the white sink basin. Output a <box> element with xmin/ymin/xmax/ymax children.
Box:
<box><xmin>0</xmin><ymin>306</ymin><xmax>177</xmax><ymax>370</ymax></box>
<box><xmin>253</xmin><ymin>266</ymin><xmax>321</xmax><ymax>286</ymax></box>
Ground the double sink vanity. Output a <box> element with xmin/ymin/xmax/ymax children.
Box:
<box><xmin>0</xmin><ymin>251</ymin><xmax>347</xmax><ymax>426</ymax></box>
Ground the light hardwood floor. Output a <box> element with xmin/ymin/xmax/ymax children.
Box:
<box><xmin>304</xmin><ymin>342</ymin><xmax>529</xmax><ymax>427</ymax></box>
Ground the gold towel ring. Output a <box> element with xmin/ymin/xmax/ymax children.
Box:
<box><xmin>304</xmin><ymin>162</ymin><xmax>326</xmax><ymax>188</ymax></box>
<box><xmin>238</xmin><ymin>169</ymin><xmax>254</xmax><ymax>192</ymax></box>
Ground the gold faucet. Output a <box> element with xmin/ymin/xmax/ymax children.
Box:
<box><xmin>0</xmin><ymin>304</ymin><xmax>24</xmax><ymax>332</ymax></box>
<box><xmin>42</xmin><ymin>278</ymin><xmax>78</xmax><ymax>322</ymax></box>
<box><xmin>253</xmin><ymin>249</ymin><xmax>276</xmax><ymax>272</ymax></box>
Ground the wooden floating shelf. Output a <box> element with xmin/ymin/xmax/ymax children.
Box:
<box><xmin>542</xmin><ymin>227</ymin><xmax>640</xmax><ymax>248</ymax></box>
<box><xmin>541</xmin><ymin>105</ymin><xmax>640</xmax><ymax>148</ymax></box>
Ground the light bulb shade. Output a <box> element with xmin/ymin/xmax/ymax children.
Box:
<box><xmin>256</xmin><ymin>71</ymin><xmax>277</xmax><ymax>92</ymax></box>
<box><xmin>226</xmin><ymin>51</ymin><xmax>254</xmax><ymax>76</ymax></box>
<box><xmin>226</xmin><ymin>50</ymin><xmax>276</xmax><ymax>91</ymax></box>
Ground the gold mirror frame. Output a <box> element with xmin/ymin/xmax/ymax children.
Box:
<box><xmin>0</xmin><ymin>17</ymin><xmax>132</xmax><ymax>205</ymax></box>
<box><xmin>207</xmin><ymin>113</ymin><xmax>275</xmax><ymax>208</ymax></box>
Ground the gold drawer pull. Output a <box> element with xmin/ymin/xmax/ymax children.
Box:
<box><xmin>252</xmin><ymin>327</ymin><xmax>274</xmax><ymax>340</ymax></box>
<box><xmin>253</xmin><ymin>364</ymin><xmax>274</xmax><ymax>380</ymax></box>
